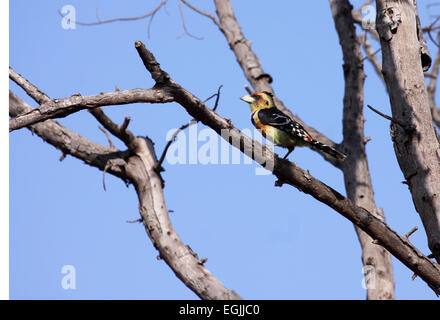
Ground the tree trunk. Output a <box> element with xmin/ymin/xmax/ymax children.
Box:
<box><xmin>330</xmin><ymin>0</ymin><xmax>395</xmax><ymax>300</ymax></box>
<box><xmin>375</xmin><ymin>0</ymin><xmax>440</xmax><ymax>262</ymax></box>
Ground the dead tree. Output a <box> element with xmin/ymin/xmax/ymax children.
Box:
<box><xmin>10</xmin><ymin>0</ymin><xmax>440</xmax><ymax>299</ymax></box>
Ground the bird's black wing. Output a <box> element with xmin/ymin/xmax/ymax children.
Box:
<box><xmin>257</xmin><ymin>107</ymin><xmax>311</xmax><ymax>138</ymax></box>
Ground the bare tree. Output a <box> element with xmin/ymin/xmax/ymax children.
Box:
<box><xmin>374</xmin><ymin>0</ymin><xmax>440</xmax><ymax>265</ymax></box>
<box><xmin>10</xmin><ymin>0</ymin><xmax>440</xmax><ymax>299</ymax></box>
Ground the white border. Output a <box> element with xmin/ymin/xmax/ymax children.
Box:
<box><xmin>2</xmin><ymin>0</ymin><xmax>10</xmax><ymax>300</ymax></box>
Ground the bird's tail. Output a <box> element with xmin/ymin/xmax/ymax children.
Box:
<box><xmin>310</xmin><ymin>140</ymin><xmax>346</xmax><ymax>160</ymax></box>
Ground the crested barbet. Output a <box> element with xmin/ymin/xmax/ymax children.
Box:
<box><xmin>240</xmin><ymin>91</ymin><xmax>346</xmax><ymax>160</ymax></box>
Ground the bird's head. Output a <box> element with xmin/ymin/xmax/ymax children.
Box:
<box><xmin>240</xmin><ymin>91</ymin><xmax>275</xmax><ymax>111</ymax></box>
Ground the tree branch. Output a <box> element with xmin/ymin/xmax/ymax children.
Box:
<box><xmin>9</xmin><ymin>67</ymin><xmax>51</xmax><ymax>104</ymax></box>
<box><xmin>9</xmin><ymin>74</ymin><xmax>174</xmax><ymax>132</ymax></box>
<box><xmin>156</xmin><ymin>120</ymin><xmax>196</xmax><ymax>172</ymax></box>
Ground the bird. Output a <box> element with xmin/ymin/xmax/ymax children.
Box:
<box><xmin>240</xmin><ymin>91</ymin><xmax>346</xmax><ymax>160</ymax></box>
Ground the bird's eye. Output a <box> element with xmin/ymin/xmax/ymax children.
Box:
<box><xmin>265</xmin><ymin>100</ymin><xmax>270</xmax><ymax>106</ymax></box>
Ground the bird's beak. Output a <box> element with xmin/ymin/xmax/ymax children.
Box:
<box><xmin>240</xmin><ymin>95</ymin><xmax>256</xmax><ymax>104</ymax></box>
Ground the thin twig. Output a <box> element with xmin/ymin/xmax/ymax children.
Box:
<box><xmin>423</xmin><ymin>15</ymin><xmax>440</xmax><ymax>33</ymax></box>
<box><xmin>367</xmin><ymin>104</ymin><xmax>394</xmax><ymax>121</ymax></box>
<box><xmin>405</xmin><ymin>226</ymin><xmax>418</xmax><ymax>239</ymax></box>
<box><xmin>362</xmin><ymin>47</ymin><xmax>381</xmax><ymax>62</ymax></box>
<box><xmin>212</xmin><ymin>85</ymin><xmax>222</xmax><ymax>112</ymax></box>
<box><xmin>156</xmin><ymin>120</ymin><xmax>197</xmax><ymax>171</ymax></box>
<box><xmin>428</xmin><ymin>29</ymin><xmax>440</xmax><ymax>48</ymax></box>
<box><xmin>147</xmin><ymin>10</ymin><xmax>156</xmax><ymax>39</ymax></box>
<box><xmin>102</xmin><ymin>162</ymin><xmax>110</xmax><ymax>191</ymax></box>
<box><xmin>57</xmin><ymin>0</ymin><xmax>168</xmax><ymax>26</ymax></box>
<box><xmin>98</xmin><ymin>125</ymin><xmax>115</xmax><ymax>148</ymax></box>
<box><xmin>366</xmin><ymin>104</ymin><xmax>408</xmax><ymax>129</ymax></box>
<box><xmin>177</xmin><ymin>0</ymin><xmax>203</xmax><ymax>40</ymax></box>
<box><xmin>181</xmin><ymin>0</ymin><xmax>221</xmax><ymax>28</ymax></box>
<box><xmin>155</xmin><ymin>85</ymin><xmax>223</xmax><ymax>171</ymax></box>
<box><xmin>424</xmin><ymin>16</ymin><xmax>440</xmax><ymax>48</ymax></box>
<box><xmin>203</xmin><ymin>85</ymin><xmax>223</xmax><ymax>111</ymax></box>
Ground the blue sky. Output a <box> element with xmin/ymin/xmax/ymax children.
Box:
<box><xmin>9</xmin><ymin>0</ymin><xmax>440</xmax><ymax>299</ymax></box>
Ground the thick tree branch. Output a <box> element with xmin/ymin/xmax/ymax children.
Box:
<box><xmin>330</xmin><ymin>0</ymin><xmax>394</xmax><ymax>300</ymax></box>
<box><xmin>10</xmin><ymin>90</ymin><xmax>242</xmax><ymax>300</ymax></box>
<box><xmin>375</xmin><ymin>0</ymin><xmax>440</xmax><ymax>263</ymax></box>
<box><xmin>134</xmin><ymin>41</ymin><xmax>440</xmax><ymax>295</ymax></box>
<box><xmin>9</xmin><ymin>73</ymin><xmax>174</xmax><ymax>132</ymax></box>
<box><xmin>9</xmin><ymin>67</ymin><xmax>51</xmax><ymax>104</ymax></box>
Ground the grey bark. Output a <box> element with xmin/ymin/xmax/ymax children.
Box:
<box><xmin>9</xmin><ymin>84</ymin><xmax>173</xmax><ymax>132</ymax></box>
<box><xmin>330</xmin><ymin>0</ymin><xmax>395</xmax><ymax>300</ymax></box>
<box><xmin>375</xmin><ymin>0</ymin><xmax>440</xmax><ymax>263</ymax></box>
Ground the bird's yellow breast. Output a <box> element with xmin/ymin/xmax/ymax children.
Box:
<box><xmin>251</xmin><ymin>111</ymin><xmax>307</xmax><ymax>148</ymax></box>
